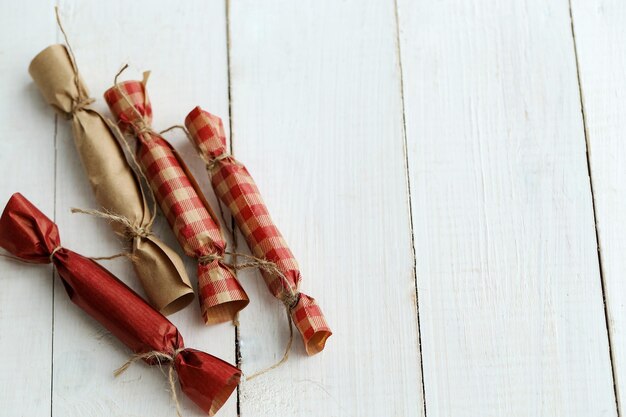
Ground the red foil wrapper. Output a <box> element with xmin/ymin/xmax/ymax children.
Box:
<box><xmin>0</xmin><ymin>193</ymin><xmax>240</xmax><ymax>415</ymax></box>
<box><xmin>103</xmin><ymin>79</ymin><xmax>248</xmax><ymax>324</ymax></box>
<box><xmin>185</xmin><ymin>107</ymin><xmax>331</xmax><ymax>355</ymax></box>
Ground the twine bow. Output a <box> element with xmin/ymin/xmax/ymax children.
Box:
<box><xmin>114</xmin><ymin>348</ymin><xmax>186</xmax><ymax>417</ymax></box>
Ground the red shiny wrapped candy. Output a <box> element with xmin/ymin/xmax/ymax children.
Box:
<box><xmin>0</xmin><ymin>193</ymin><xmax>240</xmax><ymax>416</ymax></box>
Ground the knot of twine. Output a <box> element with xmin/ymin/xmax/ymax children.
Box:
<box><xmin>130</xmin><ymin>118</ymin><xmax>156</xmax><ymax>138</ymax></box>
<box><xmin>197</xmin><ymin>253</ymin><xmax>221</xmax><ymax>264</ymax></box>
<box><xmin>206</xmin><ymin>153</ymin><xmax>230</xmax><ymax>171</ymax></box>
<box><xmin>280</xmin><ymin>289</ymin><xmax>300</xmax><ymax>311</ymax></box>
<box><xmin>234</xmin><ymin>253</ymin><xmax>300</xmax><ymax>310</ymax></box>
<box><xmin>71</xmin><ymin>208</ymin><xmax>153</xmax><ymax>240</ymax></box>
<box><xmin>66</xmin><ymin>97</ymin><xmax>95</xmax><ymax>119</ymax></box>
<box><xmin>115</xmin><ymin>347</ymin><xmax>185</xmax><ymax>417</ymax></box>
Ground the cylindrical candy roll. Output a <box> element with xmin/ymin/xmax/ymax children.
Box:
<box><xmin>29</xmin><ymin>44</ymin><xmax>194</xmax><ymax>315</ymax></box>
<box><xmin>0</xmin><ymin>193</ymin><xmax>240</xmax><ymax>415</ymax></box>
<box><xmin>185</xmin><ymin>107</ymin><xmax>331</xmax><ymax>355</ymax></box>
<box><xmin>104</xmin><ymin>79</ymin><xmax>248</xmax><ymax>324</ymax></box>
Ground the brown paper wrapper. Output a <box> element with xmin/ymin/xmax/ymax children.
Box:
<box><xmin>29</xmin><ymin>44</ymin><xmax>194</xmax><ymax>315</ymax></box>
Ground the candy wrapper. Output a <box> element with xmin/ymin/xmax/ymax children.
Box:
<box><xmin>104</xmin><ymin>78</ymin><xmax>248</xmax><ymax>324</ymax></box>
<box><xmin>185</xmin><ymin>107</ymin><xmax>331</xmax><ymax>355</ymax></box>
<box><xmin>28</xmin><ymin>44</ymin><xmax>194</xmax><ymax>315</ymax></box>
<box><xmin>0</xmin><ymin>193</ymin><xmax>240</xmax><ymax>415</ymax></box>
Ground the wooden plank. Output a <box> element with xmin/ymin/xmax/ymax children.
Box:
<box><xmin>569</xmin><ymin>0</ymin><xmax>626</xmax><ymax>411</ymax></box>
<box><xmin>0</xmin><ymin>3</ymin><xmax>56</xmax><ymax>415</ymax></box>
<box><xmin>52</xmin><ymin>1</ymin><xmax>236</xmax><ymax>416</ymax></box>
<box><xmin>228</xmin><ymin>1</ymin><xmax>424</xmax><ymax>416</ymax></box>
<box><xmin>396</xmin><ymin>0</ymin><xmax>617</xmax><ymax>415</ymax></box>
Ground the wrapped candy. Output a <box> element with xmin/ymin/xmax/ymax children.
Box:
<box><xmin>104</xmin><ymin>78</ymin><xmax>248</xmax><ymax>324</ymax></box>
<box><xmin>29</xmin><ymin>44</ymin><xmax>193</xmax><ymax>315</ymax></box>
<box><xmin>185</xmin><ymin>107</ymin><xmax>331</xmax><ymax>355</ymax></box>
<box><xmin>0</xmin><ymin>193</ymin><xmax>240</xmax><ymax>415</ymax></box>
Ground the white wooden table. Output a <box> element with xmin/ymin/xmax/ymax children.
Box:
<box><xmin>1</xmin><ymin>1</ymin><xmax>623</xmax><ymax>416</ymax></box>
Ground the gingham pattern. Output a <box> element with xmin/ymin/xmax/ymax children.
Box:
<box><xmin>104</xmin><ymin>83</ymin><xmax>248</xmax><ymax>324</ymax></box>
<box><xmin>186</xmin><ymin>106</ymin><xmax>331</xmax><ymax>353</ymax></box>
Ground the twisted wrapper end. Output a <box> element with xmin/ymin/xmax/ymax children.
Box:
<box><xmin>184</xmin><ymin>107</ymin><xmax>243</xmax><ymax>173</ymax></box>
<box><xmin>246</xmin><ymin>287</ymin><xmax>331</xmax><ymax>379</ymax></box>
<box><xmin>185</xmin><ymin>106</ymin><xmax>227</xmax><ymax>159</ymax></box>
<box><xmin>289</xmin><ymin>293</ymin><xmax>332</xmax><ymax>355</ymax></box>
<box><xmin>104</xmin><ymin>75</ymin><xmax>154</xmax><ymax>137</ymax></box>
<box><xmin>197</xmin><ymin>254</ymin><xmax>249</xmax><ymax>325</ymax></box>
<box><xmin>175</xmin><ymin>348</ymin><xmax>241</xmax><ymax>416</ymax></box>
<box><xmin>0</xmin><ymin>193</ymin><xmax>62</xmax><ymax>263</ymax></box>
<box><xmin>29</xmin><ymin>44</ymin><xmax>95</xmax><ymax>121</ymax></box>
<box><xmin>115</xmin><ymin>347</ymin><xmax>241</xmax><ymax>417</ymax></box>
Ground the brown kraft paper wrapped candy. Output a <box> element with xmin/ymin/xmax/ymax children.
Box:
<box><xmin>0</xmin><ymin>193</ymin><xmax>240</xmax><ymax>416</ymax></box>
<box><xmin>185</xmin><ymin>107</ymin><xmax>331</xmax><ymax>355</ymax></box>
<box><xmin>104</xmin><ymin>76</ymin><xmax>249</xmax><ymax>324</ymax></box>
<box><xmin>29</xmin><ymin>44</ymin><xmax>194</xmax><ymax>315</ymax></box>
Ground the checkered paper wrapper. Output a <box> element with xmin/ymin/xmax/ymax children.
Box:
<box><xmin>28</xmin><ymin>45</ymin><xmax>194</xmax><ymax>315</ymax></box>
<box><xmin>185</xmin><ymin>107</ymin><xmax>331</xmax><ymax>355</ymax></box>
<box><xmin>104</xmin><ymin>79</ymin><xmax>248</xmax><ymax>324</ymax></box>
<box><xmin>0</xmin><ymin>193</ymin><xmax>240</xmax><ymax>416</ymax></box>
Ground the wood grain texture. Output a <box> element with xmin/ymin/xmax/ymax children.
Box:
<box><xmin>2</xmin><ymin>0</ymin><xmax>625</xmax><ymax>416</ymax></box>
<box><xmin>569</xmin><ymin>0</ymin><xmax>626</xmax><ymax>411</ymax></box>
<box><xmin>227</xmin><ymin>1</ymin><xmax>424</xmax><ymax>416</ymax></box>
<box><xmin>0</xmin><ymin>1</ymin><xmax>56</xmax><ymax>414</ymax></box>
<box><xmin>397</xmin><ymin>0</ymin><xmax>617</xmax><ymax>415</ymax></box>
<box><xmin>52</xmin><ymin>1</ymin><xmax>236</xmax><ymax>416</ymax></box>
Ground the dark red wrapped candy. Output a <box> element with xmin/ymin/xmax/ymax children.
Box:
<box><xmin>0</xmin><ymin>193</ymin><xmax>240</xmax><ymax>416</ymax></box>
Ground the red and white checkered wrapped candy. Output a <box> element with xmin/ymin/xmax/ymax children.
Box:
<box><xmin>104</xmin><ymin>80</ymin><xmax>249</xmax><ymax>325</ymax></box>
<box><xmin>185</xmin><ymin>106</ymin><xmax>331</xmax><ymax>355</ymax></box>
